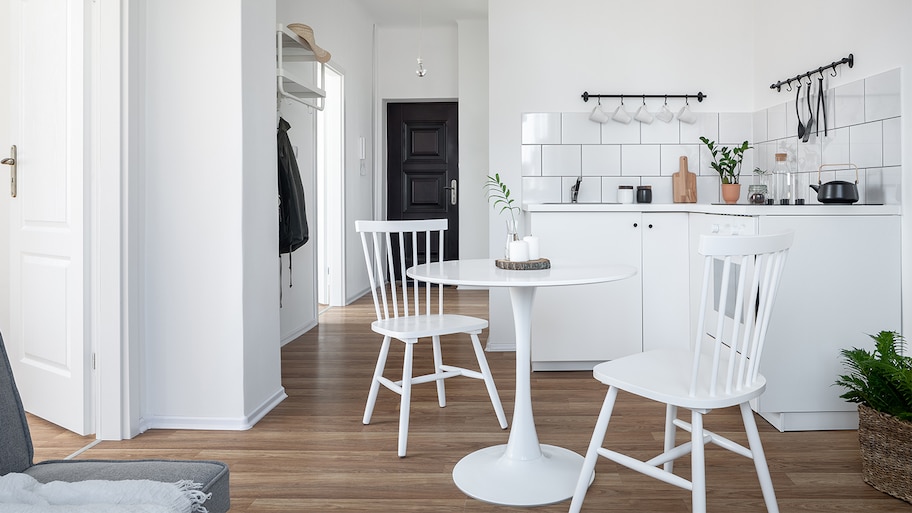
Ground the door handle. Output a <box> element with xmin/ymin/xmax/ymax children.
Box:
<box><xmin>1</xmin><ymin>145</ymin><xmax>16</xmax><ymax>198</ymax></box>
<box><xmin>443</xmin><ymin>179</ymin><xmax>457</xmax><ymax>205</ymax></box>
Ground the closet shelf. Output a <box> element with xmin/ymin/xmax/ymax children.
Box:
<box><xmin>276</xmin><ymin>24</ymin><xmax>325</xmax><ymax>110</ymax></box>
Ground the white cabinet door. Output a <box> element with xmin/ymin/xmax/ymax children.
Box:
<box><xmin>641</xmin><ymin>213</ymin><xmax>690</xmax><ymax>351</ymax></box>
<box><xmin>530</xmin><ymin>212</ymin><xmax>642</xmax><ymax>367</ymax></box>
<box><xmin>756</xmin><ymin>215</ymin><xmax>902</xmax><ymax>421</ymax></box>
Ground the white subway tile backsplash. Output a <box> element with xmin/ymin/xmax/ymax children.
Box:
<box><xmin>641</xmin><ymin>118</ymin><xmax>680</xmax><ymax>144</ymax></box>
<box><xmin>883</xmin><ymin>117</ymin><xmax>901</xmax><ymax>167</ymax></box>
<box><xmin>865</xmin><ymin>68</ymin><xmax>901</xmax><ymax>122</ymax></box>
<box><xmin>582</xmin><ymin>145</ymin><xmax>621</xmax><ymax>176</ymax></box>
<box><xmin>767</xmin><ymin>103</ymin><xmax>788</xmax><ymax>140</ymax></box>
<box><xmin>821</xmin><ymin>126</ymin><xmax>850</xmax><ymax>165</ymax></box>
<box><xmin>562</xmin><ymin>113</ymin><xmax>600</xmax><ymax>144</ymax></box>
<box><xmin>680</xmin><ymin>112</ymin><xmax>719</xmax><ymax>145</ymax></box>
<box><xmin>865</xmin><ymin>166</ymin><xmax>902</xmax><ymax>205</ymax></box>
<box><xmin>522</xmin><ymin>113</ymin><xmax>561</xmax><ymax>144</ymax></box>
<box><xmin>521</xmin><ymin>145</ymin><xmax>542</xmax><ymax>176</ymax></box>
<box><xmin>622</xmin><ymin>145</ymin><xmax>661</xmax><ymax>176</ymax></box>
<box><xmin>601</xmin><ymin>118</ymin><xmax>640</xmax><ymax>144</ymax></box>
<box><xmin>719</xmin><ymin>113</ymin><xmax>752</xmax><ymax>144</ymax></box>
<box><xmin>834</xmin><ymin>80</ymin><xmax>865</xmax><ymax>128</ymax></box>
<box><xmin>521</xmin><ymin>68</ymin><xmax>900</xmax><ymax>207</ymax></box>
<box><xmin>660</xmin><ymin>145</ymin><xmax>700</xmax><ymax>176</ymax></box>
<box><xmin>542</xmin><ymin>145</ymin><xmax>581</xmax><ymax>176</ymax></box>
<box><xmin>850</xmin><ymin>121</ymin><xmax>883</xmax><ymax>168</ymax></box>
<box><xmin>522</xmin><ymin>176</ymin><xmax>562</xmax><ymax>204</ymax></box>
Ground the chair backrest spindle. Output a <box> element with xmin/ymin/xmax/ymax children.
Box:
<box><xmin>689</xmin><ymin>232</ymin><xmax>793</xmax><ymax>399</ymax></box>
<box><xmin>355</xmin><ymin>219</ymin><xmax>450</xmax><ymax>323</ymax></box>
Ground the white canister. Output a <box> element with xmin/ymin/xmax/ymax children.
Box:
<box><xmin>618</xmin><ymin>185</ymin><xmax>634</xmax><ymax>204</ymax></box>
<box><xmin>508</xmin><ymin>240</ymin><xmax>530</xmax><ymax>262</ymax></box>
<box><xmin>522</xmin><ymin>235</ymin><xmax>540</xmax><ymax>260</ymax></box>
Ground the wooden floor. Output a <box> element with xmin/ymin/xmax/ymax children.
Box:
<box><xmin>27</xmin><ymin>289</ymin><xmax>909</xmax><ymax>512</ymax></box>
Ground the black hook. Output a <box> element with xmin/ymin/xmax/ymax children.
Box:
<box><xmin>642</xmin><ymin>95</ymin><xmax>647</xmax><ymax>105</ymax></box>
<box><xmin>830</xmin><ymin>65</ymin><xmax>838</xmax><ymax>77</ymax></box>
<box><xmin>664</xmin><ymin>94</ymin><xmax>668</xmax><ymax>105</ymax></box>
<box><xmin>786</xmin><ymin>81</ymin><xmax>792</xmax><ymax>92</ymax></box>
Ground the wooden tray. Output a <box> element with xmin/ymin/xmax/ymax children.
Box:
<box><xmin>495</xmin><ymin>258</ymin><xmax>551</xmax><ymax>270</ymax></box>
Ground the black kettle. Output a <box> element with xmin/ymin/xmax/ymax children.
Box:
<box><xmin>810</xmin><ymin>164</ymin><xmax>859</xmax><ymax>204</ymax></box>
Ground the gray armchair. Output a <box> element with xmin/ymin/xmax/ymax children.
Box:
<box><xmin>0</xmin><ymin>333</ymin><xmax>230</xmax><ymax>512</ymax></box>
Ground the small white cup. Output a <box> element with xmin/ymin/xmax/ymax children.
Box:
<box><xmin>612</xmin><ymin>104</ymin><xmax>632</xmax><ymax>124</ymax></box>
<box><xmin>677</xmin><ymin>104</ymin><xmax>697</xmax><ymax>124</ymax></box>
<box><xmin>655</xmin><ymin>104</ymin><xmax>675</xmax><ymax>123</ymax></box>
<box><xmin>589</xmin><ymin>104</ymin><xmax>610</xmax><ymax>124</ymax></box>
<box><xmin>634</xmin><ymin>104</ymin><xmax>654</xmax><ymax>124</ymax></box>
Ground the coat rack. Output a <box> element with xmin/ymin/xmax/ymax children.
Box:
<box><xmin>769</xmin><ymin>53</ymin><xmax>854</xmax><ymax>92</ymax></box>
<box><xmin>581</xmin><ymin>92</ymin><xmax>707</xmax><ymax>103</ymax></box>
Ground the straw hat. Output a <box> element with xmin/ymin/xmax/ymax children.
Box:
<box><xmin>287</xmin><ymin>23</ymin><xmax>331</xmax><ymax>63</ymax></box>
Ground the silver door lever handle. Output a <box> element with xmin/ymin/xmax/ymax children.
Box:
<box><xmin>443</xmin><ymin>179</ymin><xmax>457</xmax><ymax>205</ymax></box>
<box><xmin>2</xmin><ymin>145</ymin><xmax>16</xmax><ymax>198</ymax></box>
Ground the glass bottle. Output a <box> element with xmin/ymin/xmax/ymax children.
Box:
<box><xmin>773</xmin><ymin>153</ymin><xmax>793</xmax><ymax>205</ymax></box>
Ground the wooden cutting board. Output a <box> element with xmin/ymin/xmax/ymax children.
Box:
<box><xmin>673</xmin><ymin>156</ymin><xmax>697</xmax><ymax>203</ymax></box>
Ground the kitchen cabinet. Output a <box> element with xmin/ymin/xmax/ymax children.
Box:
<box><xmin>688</xmin><ymin>212</ymin><xmax>901</xmax><ymax>431</ymax></box>
<box><xmin>754</xmin><ymin>215</ymin><xmax>901</xmax><ymax>431</ymax></box>
<box><xmin>276</xmin><ymin>24</ymin><xmax>325</xmax><ymax>110</ymax></box>
<box><xmin>528</xmin><ymin>212</ymin><xmax>689</xmax><ymax>369</ymax></box>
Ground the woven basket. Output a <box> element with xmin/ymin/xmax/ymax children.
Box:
<box><xmin>857</xmin><ymin>404</ymin><xmax>912</xmax><ymax>503</ymax></box>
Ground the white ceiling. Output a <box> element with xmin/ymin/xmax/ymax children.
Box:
<box><xmin>351</xmin><ymin>0</ymin><xmax>488</xmax><ymax>26</ymax></box>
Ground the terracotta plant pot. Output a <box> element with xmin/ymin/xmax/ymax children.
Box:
<box><xmin>721</xmin><ymin>183</ymin><xmax>741</xmax><ymax>204</ymax></box>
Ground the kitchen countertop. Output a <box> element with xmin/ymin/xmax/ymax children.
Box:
<box><xmin>523</xmin><ymin>202</ymin><xmax>901</xmax><ymax>216</ymax></box>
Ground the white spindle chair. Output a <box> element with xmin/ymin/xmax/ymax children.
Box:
<box><xmin>356</xmin><ymin>219</ymin><xmax>508</xmax><ymax>457</ymax></box>
<box><xmin>569</xmin><ymin>232</ymin><xmax>793</xmax><ymax>513</ymax></box>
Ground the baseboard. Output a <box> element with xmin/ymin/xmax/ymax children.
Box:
<box><xmin>484</xmin><ymin>340</ymin><xmax>516</xmax><ymax>352</ymax></box>
<box><xmin>756</xmin><ymin>409</ymin><xmax>859</xmax><ymax>432</ymax></box>
<box><xmin>139</xmin><ymin>387</ymin><xmax>288</xmax><ymax>432</ymax></box>
<box><xmin>281</xmin><ymin>320</ymin><xmax>318</xmax><ymax>346</ymax></box>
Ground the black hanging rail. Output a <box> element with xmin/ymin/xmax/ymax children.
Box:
<box><xmin>770</xmin><ymin>53</ymin><xmax>854</xmax><ymax>91</ymax></box>
<box><xmin>581</xmin><ymin>92</ymin><xmax>707</xmax><ymax>103</ymax></box>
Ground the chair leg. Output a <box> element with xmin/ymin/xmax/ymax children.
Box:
<box><xmin>663</xmin><ymin>404</ymin><xmax>678</xmax><ymax>473</ymax></box>
<box><xmin>397</xmin><ymin>342</ymin><xmax>415</xmax><ymax>458</ymax></box>
<box><xmin>568</xmin><ymin>386</ymin><xmax>619</xmax><ymax>513</ymax></box>
<box><xmin>740</xmin><ymin>402</ymin><xmax>780</xmax><ymax>513</ymax></box>
<box><xmin>690</xmin><ymin>409</ymin><xmax>707</xmax><ymax>513</ymax></box>
<box><xmin>363</xmin><ymin>336</ymin><xmax>392</xmax><ymax>425</ymax></box>
<box><xmin>431</xmin><ymin>335</ymin><xmax>446</xmax><ymax>408</ymax></box>
<box><xmin>469</xmin><ymin>333</ymin><xmax>508</xmax><ymax>429</ymax></box>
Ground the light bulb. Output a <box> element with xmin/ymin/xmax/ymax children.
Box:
<box><xmin>416</xmin><ymin>58</ymin><xmax>427</xmax><ymax>78</ymax></box>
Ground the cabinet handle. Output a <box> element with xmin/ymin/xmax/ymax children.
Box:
<box><xmin>633</xmin><ymin>223</ymin><xmax>638</xmax><ymax>228</ymax></box>
<box><xmin>648</xmin><ymin>224</ymin><xmax>653</xmax><ymax>229</ymax></box>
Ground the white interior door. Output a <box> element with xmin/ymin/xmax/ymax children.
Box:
<box><xmin>8</xmin><ymin>0</ymin><xmax>91</xmax><ymax>435</ymax></box>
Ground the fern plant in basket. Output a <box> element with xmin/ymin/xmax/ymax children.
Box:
<box><xmin>835</xmin><ymin>330</ymin><xmax>912</xmax><ymax>503</ymax></box>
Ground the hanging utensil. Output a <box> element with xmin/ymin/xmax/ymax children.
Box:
<box><xmin>795</xmin><ymin>83</ymin><xmax>805</xmax><ymax>140</ymax></box>
<box><xmin>817</xmin><ymin>73</ymin><xmax>828</xmax><ymax>137</ymax></box>
<box><xmin>802</xmin><ymin>78</ymin><xmax>815</xmax><ymax>143</ymax></box>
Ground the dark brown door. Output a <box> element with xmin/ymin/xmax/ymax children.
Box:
<box><xmin>387</xmin><ymin>102</ymin><xmax>459</xmax><ymax>271</ymax></box>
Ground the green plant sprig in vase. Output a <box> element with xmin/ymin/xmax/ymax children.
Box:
<box><xmin>485</xmin><ymin>173</ymin><xmax>522</xmax><ymax>258</ymax></box>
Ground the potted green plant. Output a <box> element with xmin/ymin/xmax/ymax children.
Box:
<box><xmin>835</xmin><ymin>330</ymin><xmax>912</xmax><ymax>503</ymax></box>
<box><xmin>699</xmin><ymin>137</ymin><xmax>751</xmax><ymax>204</ymax></box>
<box><xmin>485</xmin><ymin>173</ymin><xmax>521</xmax><ymax>258</ymax></box>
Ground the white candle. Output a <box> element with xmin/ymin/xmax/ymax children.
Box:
<box><xmin>523</xmin><ymin>235</ymin><xmax>540</xmax><ymax>260</ymax></box>
<box><xmin>509</xmin><ymin>240</ymin><xmax>529</xmax><ymax>262</ymax></box>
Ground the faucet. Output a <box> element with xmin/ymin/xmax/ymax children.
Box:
<box><xmin>570</xmin><ymin>176</ymin><xmax>582</xmax><ymax>203</ymax></box>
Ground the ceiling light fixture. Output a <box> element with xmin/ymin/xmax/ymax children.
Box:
<box><xmin>416</xmin><ymin>2</ymin><xmax>427</xmax><ymax>77</ymax></box>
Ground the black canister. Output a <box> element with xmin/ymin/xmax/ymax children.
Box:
<box><xmin>636</xmin><ymin>185</ymin><xmax>652</xmax><ymax>204</ymax></box>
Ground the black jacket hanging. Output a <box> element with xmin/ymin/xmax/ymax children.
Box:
<box><xmin>277</xmin><ymin>118</ymin><xmax>309</xmax><ymax>297</ymax></box>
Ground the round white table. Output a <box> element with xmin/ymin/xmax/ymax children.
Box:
<box><xmin>407</xmin><ymin>259</ymin><xmax>637</xmax><ymax>506</ymax></box>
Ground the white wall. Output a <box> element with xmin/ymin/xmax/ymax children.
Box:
<box><xmin>141</xmin><ymin>0</ymin><xmax>282</xmax><ymax>428</ymax></box>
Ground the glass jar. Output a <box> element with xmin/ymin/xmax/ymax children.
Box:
<box><xmin>773</xmin><ymin>152</ymin><xmax>793</xmax><ymax>205</ymax></box>
<box><xmin>618</xmin><ymin>185</ymin><xmax>634</xmax><ymax>204</ymax></box>
<box><xmin>748</xmin><ymin>184</ymin><xmax>767</xmax><ymax>205</ymax></box>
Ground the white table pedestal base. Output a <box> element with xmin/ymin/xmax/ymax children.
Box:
<box><xmin>452</xmin><ymin>444</ymin><xmax>594</xmax><ymax>506</ymax></box>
